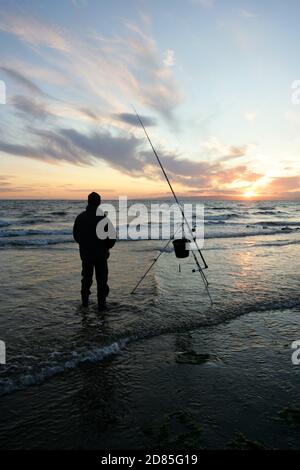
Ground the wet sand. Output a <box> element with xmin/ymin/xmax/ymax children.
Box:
<box><xmin>1</xmin><ymin>307</ymin><xmax>300</xmax><ymax>449</ymax></box>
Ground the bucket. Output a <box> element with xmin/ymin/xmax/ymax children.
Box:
<box><xmin>172</xmin><ymin>238</ymin><xmax>190</xmax><ymax>259</ymax></box>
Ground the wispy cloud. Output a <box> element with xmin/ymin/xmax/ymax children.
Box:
<box><xmin>201</xmin><ymin>139</ymin><xmax>250</xmax><ymax>161</ymax></box>
<box><xmin>0</xmin><ymin>127</ymin><xmax>144</xmax><ymax>169</ymax></box>
<box><xmin>0</xmin><ymin>175</ymin><xmax>34</xmax><ymax>194</ymax></box>
<box><xmin>113</xmin><ymin>113</ymin><xmax>157</xmax><ymax>127</ymax></box>
<box><xmin>0</xmin><ymin>9</ymin><xmax>285</xmax><ymax>199</ymax></box>
<box><xmin>266</xmin><ymin>176</ymin><xmax>300</xmax><ymax>195</ymax></box>
<box><xmin>0</xmin><ymin>123</ymin><xmax>261</xmax><ymax>195</ymax></box>
<box><xmin>0</xmin><ymin>13</ymin><xmax>182</xmax><ymax>120</ymax></box>
<box><xmin>11</xmin><ymin>95</ymin><xmax>51</xmax><ymax>120</ymax></box>
<box><xmin>0</xmin><ymin>66</ymin><xmax>47</xmax><ymax>96</ymax></box>
<box><xmin>0</xmin><ymin>14</ymin><xmax>68</xmax><ymax>51</ymax></box>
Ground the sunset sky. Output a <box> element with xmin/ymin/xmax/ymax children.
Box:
<box><xmin>0</xmin><ymin>0</ymin><xmax>300</xmax><ymax>199</ymax></box>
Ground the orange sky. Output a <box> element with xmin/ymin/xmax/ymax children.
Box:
<box><xmin>0</xmin><ymin>3</ymin><xmax>300</xmax><ymax>200</ymax></box>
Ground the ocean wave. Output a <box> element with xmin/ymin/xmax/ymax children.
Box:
<box><xmin>0</xmin><ymin>229</ymin><xmax>72</xmax><ymax>238</ymax></box>
<box><xmin>255</xmin><ymin>221</ymin><xmax>300</xmax><ymax>227</ymax></box>
<box><xmin>254</xmin><ymin>210</ymin><xmax>285</xmax><ymax>215</ymax></box>
<box><xmin>0</xmin><ymin>224</ymin><xmax>299</xmax><ymax>248</ymax></box>
<box><xmin>205</xmin><ymin>227</ymin><xmax>299</xmax><ymax>239</ymax></box>
<box><xmin>0</xmin><ymin>237</ymin><xmax>73</xmax><ymax>247</ymax></box>
<box><xmin>204</xmin><ymin>213</ymin><xmax>241</xmax><ymax>221</ymax></box>
<box><xmin>256</xmin><ymin>205</ymin><xmax>276</xmax><ymax>211</ymax></box>
<box><xmin>19</xmin><ymin>217</ymin><xmax>52</xmax><ymax>225</ymax></box>
<box><xmin>0</xmin><ymin>220</ymin><xmax>12</xmax><ymax>227</ymax></box>
<box><xmin>49</xmin><ymin>211</ymin><xmax>67</xmax><ymax>216</ymax></box>
<box><xmin>208</xmin><ymin>206</ymin><xmax>228</xmax><ymax>210</ymax></box>
<box><xmin>1</xmin><ymin>297</ymin><xmax>300</xmax><ymax>396</ymax></box>
<box><xmin>206</xmin><ymin>220</ymin><xmax>226</xmax><ymax>225</ymax></box>
<box><xmin>252</xmin><ymin>239</ymin><xmax>300</xmax><ymax>248</ymax></box>
<box><xmin>0</xmin><ymin>338</ymin><xmax>129</xmax><ymax>397</ymax></box>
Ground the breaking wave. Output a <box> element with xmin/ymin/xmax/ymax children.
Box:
<box><xmin>0</xmin><ymin>237</ymin><xmax>73</xmax><ymax>247</ymax></box>
<box><xmin>253</xmin><ymin>210</ymin><xmax>286</xmax><ymax>215</ymax></box>
<box><xmin>19</xmin><ymin>217</ymin><xmax>52</xmax><ymax>225</ymax></box>
<box><xmin>49</xmin><ymin>211</ymin><xmax>67</xmax><ymax>216</ymax></box>
<box><xmin>1</xmin><ymin>226</ymin><xmax>299</xmax><ymax>247</ymax></box>
<box><xmin>1</xmin><ymin>297</ymin><xmax>300</xmax><ymax>397</ymax></box>
<box><xmin>0</xmin><ymin>229</ymin><xmax>72</xmax><ymax>238</ymax></box>
<box><xmin>0</xmin><ymin>220</ymin><xmax>12</xmax><ymax>228</ymax></box>
<box><xmin>202</xmin><ymin>213</ymin><xmax>241</xmax><ymax>221</ymax></box>
<box><xmin>255</xmin><ymin>220</ymin><xmax>300</xmax><ymax>227</ymax></box>
<box><xmin>205</xmin><ymin>227</ymin><xmax>299</xmax><ymax>239</ymax></box>
<box><xmin>0</xmin><ymin>339</ymin><xmax>130</xmax><ymax>396</ymax></box>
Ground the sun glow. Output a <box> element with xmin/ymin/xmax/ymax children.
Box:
<box><xmin>243</xmin><ymin>190</ymin><xmax>257</xmax><ymax>199</ymax></box>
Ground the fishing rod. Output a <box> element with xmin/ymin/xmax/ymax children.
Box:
<box><xmin>132</xmin><ymin>105</ymin><xmax>208</xmax><ymax>271</ymax></box>
<box><xmin>131</xmin><ymin>107</ymin><xmax>213</xmax><ymax>305</ymax></box>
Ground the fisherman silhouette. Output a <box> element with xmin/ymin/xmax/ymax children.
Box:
<box><xmin>73</xmin><ymin>192</ymin><xmax>116</xmax><ymax>310</ymax></box>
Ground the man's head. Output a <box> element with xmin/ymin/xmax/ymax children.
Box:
<box><xmin>88</xmin><ymin>192</ymin><xmax>101</xmax><ymax>207</ymax></box>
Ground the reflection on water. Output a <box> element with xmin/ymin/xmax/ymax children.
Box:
<box><xmin>0</xmin><ymin>200</ymin><xmax>299</xmax><ymax>448</ymax></box>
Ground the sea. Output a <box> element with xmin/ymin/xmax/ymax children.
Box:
<box><xmin>0</xmin><ymin>199</ymin><xmax>299</xmax><ymax>449</ymax></box>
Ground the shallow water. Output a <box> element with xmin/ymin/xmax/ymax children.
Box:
<box><xmin>0</xmin><ymin>199</ymin><xmax>299</xmax><ymax>448</ymax></box>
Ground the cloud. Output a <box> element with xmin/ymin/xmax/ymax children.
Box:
<box><xmin>11</xmin><ymin>95</ymin><xmax>51</xmax><ymax>120</ymax></box>
<box><xmin>79</xmin><ymin>108</ymin><xmax>99</xmax><ymax>121</ymax></box>
<box><xmin>0</xmin><ymin>186</ymin><xmax>31</xmax><ymax>193</ymax></box>
<box><xmin>59</xmin><ymin>128</ymin><xmax>146</xmax><ymax>173</ymax></box>
<box><xmin>0</xmin><ymin>14</ymin><xmax>68</xmax><ymax>51</ymax></box>
<box><xmin>0</xmin><ymin>123</ymin><xmax>261</xmax><ymax>194</ymax></box>
<box><xmin>1</xmin><ymin>12</ymin><xmax>277</xmax><ymax>198</ymax></box>
<box><xmin>266</xmin><ymin>176</ymin><xmax>300</xmax><ymax>194</ymax></box>
<box><xmin>0</xmin><ymin>131</ymin><xmax>87</xmax><ymax>165</ymax></box>
<box><xmin>69</xmin><ymin>187</ymin><xmax>115</xmax><ymax>193</ymax></box>
<box><xmin>113</xmin><ymin>112</ymin><xmax>157</xmax><ymax>127</ymax></box>
<box><xmin>0</xmin><ymin>175</ymin><xmax>32</xmax><ymax>194</ymax></box>
<box><xmin>114</xmin><ymin>25</ymin><xmax>182</xmax><ymax>118</ymax></box>
<box><xmin>0</xmin><ymin>127</ymin><xmax>144</xmax><ymax>170</ymax></box>
<box><xmin>0</xmin><ymin>176</ymin><xmax>11</xmax><ymax>187</ymax></box>
<box><xmin>201</xmin><ymin>139</ymin><xmax>250</xmax><ymax>162</ymax></box>
<box><xmin>0</xmin><ymin>66</ymin><xmax>46</xmax><ymax>96</ymax></box>
<box><xmin>218</xmin><ymin>145</ymin><xmax>249</xmax><ymax>162</ymax></box>
<box><xmin>0</xmin><ymin>14</ymin><xmax>182</xmax><ymax>120</ymax></box>
<box><xmin>164</xmin><ymin>49</ymin><xmax>176</xmax><ymax>67</ymax></box>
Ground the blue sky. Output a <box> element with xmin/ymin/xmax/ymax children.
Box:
<box><xmin>0</xmin><ymin>0</ymin><xmax>299</xmax><ymax>199</ymax></box>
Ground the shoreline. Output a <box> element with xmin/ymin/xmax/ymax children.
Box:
<box><xmin>0</xmin><ymin>306</ymin><xmax>299</xmax><ymax>449</ymax></box>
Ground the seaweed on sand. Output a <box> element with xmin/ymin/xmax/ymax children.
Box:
<box><xmin>227</xmin><ymin>432</ymin><xmax>267</xmax><ymax>450</ymax></box>
<box><xmin>142</xmin><ymin>410</ymin><xmax>203</xmax><ymax>449</ymax></box>
<box><xmin>277</xmin><ymin>406</ymin><xmax>300</xmax><ymax>428</ymax></box>
<box><xmin>175</xmin><ymin>351</ymin><xmax>210</xmax><ymax>365</ymax></box>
